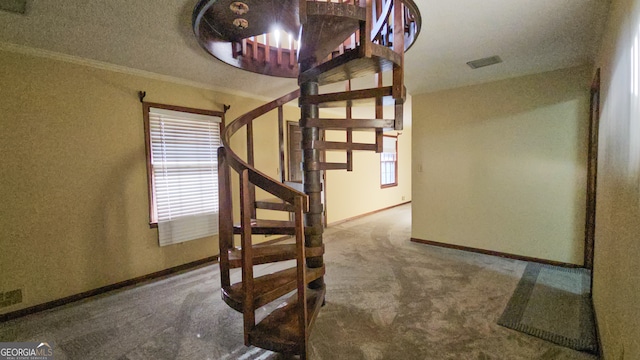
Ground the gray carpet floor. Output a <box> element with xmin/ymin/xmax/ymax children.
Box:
<box><xmin>0</xmin><ymin>204</ymin><xmax>598</xmax><ymax>359</ymax></box>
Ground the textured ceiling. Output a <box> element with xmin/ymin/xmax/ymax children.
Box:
<box><xmin>0</xmin><ymin>0</ymin><xmax>610</xmax><ymax>97</ymax></box>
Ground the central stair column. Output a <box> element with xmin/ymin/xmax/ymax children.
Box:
<box><xmin>300</xmin><ymin>78</ymin><xmax>324</xmax><ymax>290</ymax></box>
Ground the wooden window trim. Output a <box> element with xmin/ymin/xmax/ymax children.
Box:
<box><xmin>380</xmin><ymin>134</ymin><xmax>398</xmax><ymax>189</ymax></box>
<box><xmin>142</xmin><ymin>101</ymin><xmax>225</xmax><ymax>228</ymax></box>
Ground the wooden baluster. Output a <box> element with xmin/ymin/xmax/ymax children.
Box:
<box><xmin>247</xmin><ymin>120</ymin><xmax>254</xmax><ymax>162</ymax></box>
<box><xmin>232</xmin><ymin>41</ymin><xmax>239</xmax><ymax>59</ymax></box>
<box><xmin>265</xmin><ymin>33</ymin><xmax>270</xmax><ymax>64</ymax></box>
<box><xmin>217</xmin><ymin>147</ymin><xmax>233</xmax><ymax>288</ymax></box>
<box><xmin>392</xmin><ymin>0</ymin><xmax>404</xmax><ymax>130</ymax></box>
<box><xmin>294</xmin><ymin>195</ymin><xmax>308</xmax><ymax>359</ymax></box>
<box><xmin>252</xmin><ymin>36</ymin><xmax>259</xmax><ymax>61</ymax></box>
<box><xmin>290</xmin><ymin>36</ymin><xmax>296</xmax><ymax>68</ymax></box>
<box><xmin>393</xmin><ymin>1</ymin><xmax>403</xmax><ymax>52</ymax></box>
<box><xmin>240</xmin><ymin>169</ymin><xmax>255</xmax><ymax>345</ymax></box>
<box><xmin>278</xmin><ymin>106</ymin><xmax>286</xmax><ymax>183</ymax></box>
<box><xmin>346</xmin><ymin>80</ymin><xmax>353</xmax><ymax>171</ymax></box>
<box><xmin>376</xmin><ymin>0</ymin><xmax>383</xmax><ymax>44</ymax></box>
<box><xmin>277</xmin><ymin>34</ymin><xmax>283</xmax><ymax>66</ymax></box>
<box><xmin>242</xmin><ymin>38</ymin><xmax>248</xmax><ymax>56</ymax></box>
<box><xmin>404</xmin><ymin>5</ymin><xmax>411</xmax><ymax>35</ymax></box>
<box><xmin>359</xmin><ymin>0</ymin><xmax>371</xmax><ymax>58</ymax></box>
<box><xmin>375</xmin><ymin>72</ymin><xmax>383</xmax><ymax>153</ymax></box>
<box><xmin>246</xmin><ymin>121</ymin><xmax>256</xmax><ymax>218</ymax></box>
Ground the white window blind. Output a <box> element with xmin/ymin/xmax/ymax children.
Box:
<box><xmin>382</xmin><ymin>136</ymin><xmax>397</xmax><ymax>154</ymax></box>
<box><xmin>149</xmin><ymin>107</ymin><xmax>221</xmax><ymax>246</ymax></box>
<box><xmin>381</xmin><ymin>136</ymin><xmax>397</xmax><ymax>186</ymax></box>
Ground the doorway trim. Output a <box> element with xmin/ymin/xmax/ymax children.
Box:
<box><xmin>584</xmin><ymin>68</ymin><xmax>600</xmax><ymax>270</ymax></box>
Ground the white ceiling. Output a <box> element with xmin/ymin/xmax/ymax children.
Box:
<box><xmin>0</xmin><ymin>0</ymin><xmax>610</xmax><ymax>97</ymax></box>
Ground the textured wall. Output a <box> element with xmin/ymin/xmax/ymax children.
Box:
<box><xmin>592</xmin><ymin>0</ymin><xmax>640</xmax><ymax>357</ymax></box>
<box><xmin>411</xmin><ymin>66</ymin><xmax>591</xmax><ymax>265</ymax></box>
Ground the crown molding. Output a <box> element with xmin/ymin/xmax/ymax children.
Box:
<box><xmin>0</xmin><ymin>41</ymin><xmax>279</xmax><ymax>103</ymax></box>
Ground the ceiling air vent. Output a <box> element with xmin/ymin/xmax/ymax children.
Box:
<box><xmin>0</xmin><ymin>0</ymin><xmax>28</xmax><ymax>14</ymax></box>
<box><xmin>467</xmin><ymin>55</ymin><xmax>502</xmax><ymax>69</ymax></box>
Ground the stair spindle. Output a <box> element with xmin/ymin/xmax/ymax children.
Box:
<box><xmin>392</xmin><ymin>0</ymin><xmax>405</xmax><ymax>129</ymax></box>
<box><xmin>246</xmin><ymin>121</ymin><xmax>257</xmax><ymax>218</ymax></box>
<box><xmin>375</xmin><ymin>72</ymin><xmax>384</xmax><ymax>152</ymax></box>
<box><xmin>290</xmin><ymin>36</ymin><xmax>296</xmax><ymax>68</ymax></box>
<box><xmin>294</xmin><ymin>195</ymin><xmax>309</xmax><ymax>358</ymax></box>
<box><xmin>218</xmin><ymin>147</ymin><xmax>233</xmax><ymax>288</ymax></box>
<box><xmin>240</xmin><ymin>169</ymin><xmax>255</xmax><ymax>345</ymax></box>
<box><xmin>252</xmin><ymin>36</ymin><xmax>259</xmax><ymax>61</ymax></box>
<box><xmin>346</xmin><ymin>79</ymin><xmax>354</xmax><ymax>171</ymax></box>
<box><xmin>265</xmin><ymin>33</ymin><xmax>270</xmax><ymax>64</ymax></box>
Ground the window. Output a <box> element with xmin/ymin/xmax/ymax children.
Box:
<box><xmin>380</xmin><ymin>135</ymin><xmax>398</xmax><ymax>188</ymax></box>
<box><xmin>143</xmin><ymin>103</ymin><xmax>224</xmax><ymax>246</ymax></box>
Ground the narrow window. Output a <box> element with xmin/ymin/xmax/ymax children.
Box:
<box><xmin>143</xmin><ymin>103</ymin><xmax>224</xmax><ymax>246</ymax></box>
<box><xmin>380</xmin><ymin>135</ymin><xmax>398</xmax><ymax>188</ymax></box>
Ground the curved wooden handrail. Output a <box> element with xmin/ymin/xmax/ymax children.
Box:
<box><xmin>223</xmin><ymin>89</ymin><xmax>300</xmax><ymax>144</ymax></box>
<box><xmin>371</xmin><ymin>0</ymin><xmax>394</xmax><ymax>42</ymax></box>
<box><xmin>222</xmin><ymin>89</ymin><xmax>307</xmax><ymax>209</ymax></box>
<box><xmin>401</xmin><ymin>0</ymin><xmax>421</xmax><ymax>51</ymax></box>
<box><xmin>370</xmin><ymin>0</ymin><xmax>421</xmax><ymax>52</ymax></box>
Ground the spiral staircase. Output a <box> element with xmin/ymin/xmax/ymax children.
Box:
<box><xmin>193</xmin><ymin>0</ymin><xmax>420</xmax><ymax>358</ymax></box>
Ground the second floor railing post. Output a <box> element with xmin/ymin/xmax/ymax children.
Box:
<box><xmin>393</xmin><ymin>0</ymin><xmax>405</xmax><ymax>130</ymax></box>
<box><xmin>217</xmin><ymin>147</ymin><xmax>233</xmax><ymax>288</ymax></box>
<box><xmin>278</xmin><ymin>106</ymin><xmax>286</xmax><ymax>183</ymax></box>
<box><xmin>239</xmin><ymin>169</ymin><xmax>255</xmax><ymax>345</ymax></box>
<box><xmin>246</xmin><ymin>121</ymin><xmax>256</xmax><ymax>218</ymax></box>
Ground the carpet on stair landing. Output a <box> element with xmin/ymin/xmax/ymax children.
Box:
<box><xmin>497</xmin><ymin>262</ymin><xmax>598</xmax><ymax>354</ymax></box>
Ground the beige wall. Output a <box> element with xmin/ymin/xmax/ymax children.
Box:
<box><xmin>592</xmin><ymin>0</ymin><xmax>640</xmax><ymax>357</ymax></box>
<box><xmin>412</xmin><ymin>66</ymin><xmax>591</xmax><ymax>265</ymax></box>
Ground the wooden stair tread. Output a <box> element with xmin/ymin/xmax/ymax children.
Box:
<box><xmin>299</xmin><ymin>44</ymin><xmax>402</xmax><ymax>85</ymax></box>
<box><xmin>304</xmin><ymin>162</ymin><xmax>349</xmax><ymax>171</ymax></box>
<box><xmin>299</xmin><ymin>2</ymin><xmax>365</xmax><ymax>64</ymax></box>
<box><xmin>299</xmin><ymin>86</ymin><xmax>395</xmax><ymax>108</ymax></box>
<box><xmin>228</xmin><ymin>243</ymin><xmax>325</xmax><ymax>268</ymax></box>
<box><xmin>222</xmin><ymin>266</ymin><xmax>325</xmax><ymax>313</ymax></box>
<box><xmin>312</xmin><ymin>140</ymin><xmax>378</xmax><ymax>152</ymax></box>
<box><xmin>249</xmin><ymin>286</ymin><xmax>326</xmax><ymax>354</ymax></box>
<box><xmin>301</xmin><ymin>118</ymin><xmax>395</xmax><ymax>130</ymax></box>
<box><xmin>233</xmin><ymin>219</ymin><xmax>296</xmax><ymax>235</ymax></box>
<box><xmin>255</xmin><ymin>198</ymin><xmax>295</xmax><ymax>212</ymax></box>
